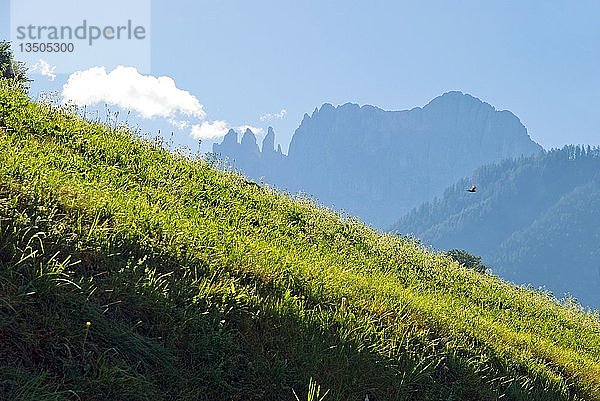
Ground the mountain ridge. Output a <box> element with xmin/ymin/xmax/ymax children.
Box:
<box><xmin>213</xmin><ymin>91</ymin><xmax>542</xmax><ymax>228</ymax></box>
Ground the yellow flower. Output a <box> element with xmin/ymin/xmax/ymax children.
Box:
<box><xmin>86</xmin><ymin>321</ymin><xmax>91</xmax><ymax>327</ymax></box>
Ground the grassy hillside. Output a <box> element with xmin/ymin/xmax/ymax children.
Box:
<box><xmin>0</xmin><ymin>81</ymin><xmax>599</xmax><ymax>401</ymax></box>
<box><xmin>391</xmin><ymin>147</ymin><xmax>600</xmax><ymax>307</ymax></box>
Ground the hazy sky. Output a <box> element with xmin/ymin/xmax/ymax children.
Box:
<box><xmin>2</xmin><ymin>1</ymin><xmax>599</xmax><ymax>152</ymax></box>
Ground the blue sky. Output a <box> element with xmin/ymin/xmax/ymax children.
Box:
<box><xmin>2</xmin><ymin>0</ymin><xmax>599</xmax><ymax>152</ymax></box>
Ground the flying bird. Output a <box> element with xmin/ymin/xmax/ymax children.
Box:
<box><xmin>467</xmin><ymin>185</ymin><xmax>477</xmax><ymax>193</ymax></box>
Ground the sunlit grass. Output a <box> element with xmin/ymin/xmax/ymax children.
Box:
<box><xmin>0</xmin><ymin>80</ymin><xmax>598</xmax><ymax>400</ymax></box>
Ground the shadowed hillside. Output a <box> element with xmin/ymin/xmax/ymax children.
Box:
<box><xmin>392</xmin><ymin>146</ymin><xmax>600</xmax><ymax>307</ymax></box>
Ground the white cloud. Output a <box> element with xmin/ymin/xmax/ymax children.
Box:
<box><xmin>190</xmin><ymin>122</ymin><xmax>264</xmax><ymax>140</ymax></box>
<box><xmin>29</xmin><ymin>59</ymin><xmax>57</xmax><ymax>81</ymax></box>
<box><xmin>61</xmin><ymin>65</ymin><xmax>263</xmax><ymax>142</ymax></box>
<box><xmin>168</xmin><ymin>119</ymin><xmax>190</xmax><ymax>130</ymax></box>
<box><xmin>62</xmin><ymin>66</ymin><xmax>206</xmax><ymax>119</ymax></box>
<box><xmin>259</xmin><ymin>108</ymin><xmax>287</xmax><ymax>122</ymax></box>
<box><xmin>191</xmin><ymin>120</ymin><xmax>230</xmax><ymax>139</ymax></box>
<box><xmin>237</xmin><ymin>125</ymin><xmax>264</xmax><ymax>135</ymax></box>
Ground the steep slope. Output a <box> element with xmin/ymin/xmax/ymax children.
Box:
<box><xmin>392</xmin><ymin>146</ymin><xmax>600</xmax><ymax>307</ymax></box>
<box><xmin>1</xmin><ymin>82</ymin><xmax>599</xmax><ymax>400</ymax></box>
<box><xmin>213</xmin><ymin>92</ymin><xmax>542</xmax><ymax>228</ymax></box>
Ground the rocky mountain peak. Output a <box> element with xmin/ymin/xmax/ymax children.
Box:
<box><xmin>213</xmin><ymin>92</ymin><xmax>542</xmax><ymax>228</ymax></box>
<box><xmin>262</xmin><ymin>126</ymin><xmax>276</xmax><ymax>153</ymax></box>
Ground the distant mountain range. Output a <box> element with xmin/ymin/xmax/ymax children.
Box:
<box><xmin>213</xmin><ymin>91</ymin><xmax>542</xmax><ymax>228</ymax></box>
<box><xmin>392</xmin><ymin>145</ymin><xmax>600</xmax><ymax>307</ymax></box>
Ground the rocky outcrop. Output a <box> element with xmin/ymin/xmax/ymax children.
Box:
<box><xmin>212</xmin><ymin>91</ymin><xmax>542</xmax><ymax>227</ymax></box>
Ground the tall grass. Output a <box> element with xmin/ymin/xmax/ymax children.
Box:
<box><xmin>0</xmin><ymin>80</ymin><xmax>598</xmax><ymax>400</ymax></box>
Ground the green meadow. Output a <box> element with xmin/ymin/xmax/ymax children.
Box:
<box><xmin>0</xmin><ymin>81</ymin><xmax>599</xmax><ymax>400</ymax></box>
